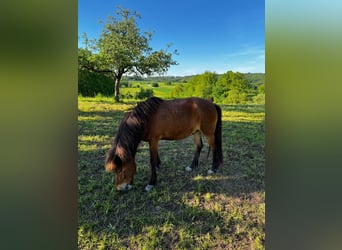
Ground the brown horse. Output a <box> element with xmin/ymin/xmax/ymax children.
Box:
<box><xmin>105</xmin><ymin>97</ymin><xmax>223</xmax><ymax>191</ymax></box>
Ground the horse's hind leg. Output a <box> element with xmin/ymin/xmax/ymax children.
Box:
<box><xmin>186</xmin><ymin>131</ymin><xmax>203</xmax><ymax>171</ymax></box>
<box><xmin>157</xmin><ymin>153</ymin><xmax>161</xmax><ymax>168</ymax></box>
<box><xmin>205</xmin><ymin>134</ymin><xmax>217</xmax><ymax>174</ymax></box>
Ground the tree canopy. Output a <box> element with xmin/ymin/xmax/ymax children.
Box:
<box><xmin>78</xmin><ymin>7</ymin><xmax>177</xmax><ymax>102</ymax></box>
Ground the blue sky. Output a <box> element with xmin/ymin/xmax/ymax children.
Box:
<box><xmin>78</xmin><ymin>0</ymin><xmax>264</xmax><ymax>76</ymax></box>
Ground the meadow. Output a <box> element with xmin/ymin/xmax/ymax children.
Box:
<box><xmin>119</xmin><ymin>81</ymin><xmax>180</xmax><ymax>100</ymax></box>
<box><xmin>78</xmin><ymin>96</ymin><xmax>265</xmax><ymax>249</ymax></box>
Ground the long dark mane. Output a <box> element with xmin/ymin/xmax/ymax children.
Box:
<box><xmin>107</xmin><ymin>97</ymin><xmax>164</xmax><ymax>164</ymax></box>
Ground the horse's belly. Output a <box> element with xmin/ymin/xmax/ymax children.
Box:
<box><xmin>159</xmin><ymin>126</ymin><xmax>198</xmax><ymax>140</ymax></box>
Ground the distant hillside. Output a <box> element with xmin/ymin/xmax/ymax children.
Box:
<box><xmin>123</xmin><ymin>73</ymin><xmax>264</xmax><ymax>85</ymax></box>
<box><xmin>243</xmin><ymin>73</ymin><xmax>265</xmax><ymax>86</ymax></box>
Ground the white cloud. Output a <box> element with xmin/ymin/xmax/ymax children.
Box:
<box><xmin>222</xmin><ymin>45</ymin><xmax>265</xmax><ymax>73</ymax></box>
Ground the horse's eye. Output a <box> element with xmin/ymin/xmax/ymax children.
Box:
<box><xmin>115</xmin><ymin>168</ymin><xmax>122</xmax><ymax>174</ymax></box>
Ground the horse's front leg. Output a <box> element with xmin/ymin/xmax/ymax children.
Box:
<box><xmin>145</xmin><ymin>139</ymin><xmax>159</xmax><ymax>191</ymax></box>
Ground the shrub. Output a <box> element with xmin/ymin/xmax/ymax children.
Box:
<box><xmin>120</xmin><ymin>81</ymin><xmax>129</xmax><ymax>88</ymax></box>
<box><xmin>225</xmin><ymin>89</ymin><xmax>248</xmax><ymax>104</ymax></box>
<box><xmin>253</xmin><ymin>92</ymin><xmax>265</xmax><ymax>104</ymax></box>
<box><xmin>78</xmin><ymin>69</ymin><xmax>113</xmax><ymax>96</ymax></box>
<box><xmin>135</xmin><ymin>87</ymin><xmax>154</xmax><ymax>99</ymax></box>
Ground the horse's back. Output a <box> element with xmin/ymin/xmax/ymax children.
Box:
<box><xmin>144</xmin><ymin>98</ymin><xmax>218</xmax><ymax>141</ymax></box>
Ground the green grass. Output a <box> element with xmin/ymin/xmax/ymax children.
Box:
<box><xmin>120</xmin><ymin>81</ymin><xmax>178</xmax><ymax>100</ymax></box>
<box><xmin>151</xmin><ymin>83</ymin><xmax>176</xmax><ymax>98</ymax></box>
<box><xmin>78</xmin><ymin>96</ymin><xmax>265</xmax><ymax>249</ymax></box>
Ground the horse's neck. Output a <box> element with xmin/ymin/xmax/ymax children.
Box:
<box><xmin>131</xmin><ymin>139</ymin><xmax>141</xmax><ymax>158</ymax></box>
<box><xmin>118</xmin><ymin>135</ymin><xmax>141</xmax><ymax>159</ymax></box>
<box><xmin>118</xmin><ymin>113</ymin><xmax>147</xmax><ymax>159</ymax></box>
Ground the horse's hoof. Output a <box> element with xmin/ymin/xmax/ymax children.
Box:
<box><xmin>185</xmin><ymin>166</ymin><xmax>193</xmax><ymax>172</ymax></box>
<box><xmin>207</xmin><ymin>169</ymin><xmax>216</xmax><ymax>175</ymax></box>
<box><xmin>145</xmin><ymin>184</ymin><xmax>154</xmax><ymax>192</ymax></box>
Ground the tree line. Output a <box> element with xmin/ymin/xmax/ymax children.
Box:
<box><xmin>78</xmin><ymin>67</ymin><xmax>265</xmax><ymax>104</ymax></box>
<box><xmin>171</xmin><ymin>71</ymin><xmax>264</xmax><ymax>104</ymax></box>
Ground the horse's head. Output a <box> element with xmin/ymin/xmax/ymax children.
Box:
<box><xmin>105</xmin><ymin>149</ymin><xmax>136</xmax><ymax>191</ymax></box>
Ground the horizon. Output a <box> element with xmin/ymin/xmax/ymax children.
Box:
<box><xmin>122</xmin><ymin>71</ymin><xmax>265</xmax><ymax>79</ymax></box>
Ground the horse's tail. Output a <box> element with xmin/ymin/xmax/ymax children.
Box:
<box><xmin>214</xmin><ymin>104</ymin><xmax>223</xmax><ymax>167</ymax></box>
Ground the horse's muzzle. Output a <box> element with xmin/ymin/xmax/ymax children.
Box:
<box><xmin>116</xmin><ymin>183</ymin><xmax>132</xmax><ymax>192</ymax></box>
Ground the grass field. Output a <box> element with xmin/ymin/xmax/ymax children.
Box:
<box><xmin>119</xmin><ymin>81</ymin><xmax>180</xmax><ymax>100</ymax></box>
<box><xmin>78</xmin><ymin>96</ymin><xmax>265</xmax><ymax>249</ymax></box>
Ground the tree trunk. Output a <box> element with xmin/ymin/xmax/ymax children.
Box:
<box><xmin>114</xmin><ymin>75</ymin><xmax>121</xmax><ymax>102</ymax></box>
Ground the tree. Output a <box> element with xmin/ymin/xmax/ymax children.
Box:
<box><xmin>198</xmin><ymin>71</ymin><xmax>218</xmax><ymax>98</ymax></box>
<box><xmin>79</xmin><ymin>7</ymin><xmax>177</xmax><ymax>102</ymax></box>
<box><xmin>180</xmin><ymin>71</ymin><xmax>217</xmax><ymax>98</ymax></box>
<box><xmin>135</xmin><ymin>87</ymin><xmax>154</xmax><ymax>99</ymax></box>
<box><xmin>213</xmin><ymin>70</ymin><xmax>252</xmax><ymax>104</ymax></box>
<box><xmin>252</xmin><ymin>83</ymin><xmax>265</xmax><ymax>104</ymax></box>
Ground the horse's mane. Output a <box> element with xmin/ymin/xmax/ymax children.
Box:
<box><xmin>110</xmin><ymin>97</ymin><xmax>164</xmax><ymax>162</ymax></box>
